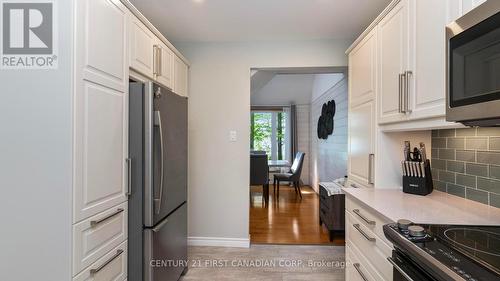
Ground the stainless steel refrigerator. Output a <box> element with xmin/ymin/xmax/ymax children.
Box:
<box><xmin>128</xmin><ymin>81</ymin><xmax>188</xmax><ymax>281</ymax></box>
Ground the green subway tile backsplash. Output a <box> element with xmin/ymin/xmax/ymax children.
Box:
<box><xmin>432</xmin><ymin>129</ymin><xmax>500</xmax><ymax>208</ymax></box>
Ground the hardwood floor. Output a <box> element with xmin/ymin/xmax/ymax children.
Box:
<box><xmin>250</xmin><ymin>185</ymin><xmax>345</xmax><ymax>245</ymax></box>
<box><xmin>181</xmin><ymin>245</ymin><xmax>345</xmax><ymax>281</ymax></box>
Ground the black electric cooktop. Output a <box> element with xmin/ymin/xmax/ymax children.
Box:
<box><xmin>384</xmin><ymin>221</ymin><xmax>500</xmax><ymax>281</ymax></box>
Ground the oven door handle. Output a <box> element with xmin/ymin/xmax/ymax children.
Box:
<box><xmin>387</xmin><ymin>257</ymin><xmax>416</xmax><ymax>281</ymax></box>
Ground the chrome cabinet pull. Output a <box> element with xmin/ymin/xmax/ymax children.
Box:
<box><xmin>352</xmin><ymin>209</ymin><xmax>376</xmax><ymax>225</ymax></box>
<box><xmin>126</xmin><ymin>158</ymin><xmax>132</xmax><ymax>196</ymax></box>
<box><xmin>353</xmin><ymin>263</ymin><xmax>369</xmax><ymax>281</ymax></box>
<box><xmin>90</xmin><ymin>249</ymin><xmax>124</xmax><ymax>275</ymax></box>
<box><xmin>158</xmin><ymin>47</ymin><xmax>163</xmax><ymax>77</ymax></box>
<box><xmin>368</xmin><ymin>154</ymin><xmax>375</xmax><ymax>184</ymax></box>
<box><xmin>90</xmin><ymin>208</ymin><xmax>124</xmax><ymax>227</ymax></box>
<box><xmin>398</xmin><ymin>73</ymin><xmax>403</xmax><ymax>113</ymax></box>
<box><xmin>350</xmin><ymin>183</ymin><xmax>361</xmax><ymax>188</ymax></box>
<box><xmin>353</xmin><ymin>223</ymin><xmax>376</xmax><ymax>242</ymax></box>
<box><xmin>153</xmin><ymin>110</ymin><xmax>164</xmax><ymax>214</ymax></box>
<box><xmin>387</xmin><ymin>257</ymin><xmax>415</xmax><ymax>281</ymax></box>
<box><xmin>404</xmin><ymin>71</ymin><xmax>412</xmax><ymax>114</ymax></box>
<box><xmin>153</xmin><ymin>45</ymin><xmax>157</xmax><ymax>75</ymax></box>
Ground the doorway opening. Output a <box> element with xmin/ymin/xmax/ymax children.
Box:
<box><xmin>249</xmin><ymin>67</ymin><xmax>348</xmax><ymax>245</ymax></box>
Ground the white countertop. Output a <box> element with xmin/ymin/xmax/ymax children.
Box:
<box><xmin>342</xmin><ymin>188</ymin><xmax>500</xmax><ymax>226</ymax></box>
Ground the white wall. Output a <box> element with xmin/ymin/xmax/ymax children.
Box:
<box><xmin>310</xmin><ymin>74</ymin><xmax>348</xmax><ymax>192</ymax></box>
<box><xmin>251</xmin><ymin>74</ymin><xmax>314</xmax><ymax>106</ymax></box>
<box><xmin>0</xmin><ymin>1</ymin><xmax>74</xmax><ymax>280</ymax></box>
<box><xmin>176</xmin><ymin>39</ymin><xmax>350</xmax><ymax>242</ymax></box>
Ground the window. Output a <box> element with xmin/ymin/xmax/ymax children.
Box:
<box><xmin>250</xmin><ymin>110</ymin><xmax>288</xmax><ymax>160</ymax></box>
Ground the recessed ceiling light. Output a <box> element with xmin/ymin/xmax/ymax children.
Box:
<box><xmin>192</xmin><ymin>0</ymin><xmax>205</xmax><ymax>3</ymax></box>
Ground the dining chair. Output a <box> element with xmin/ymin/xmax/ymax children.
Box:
<box><xmin>273</xmin><ymin>152</ymin><xmax>305</xmax><ymax>199</ymax></box>
<box><xmin>250</xmin><ymin>154</ymin><xmax>270</xmax><ymax>205</ymax></box>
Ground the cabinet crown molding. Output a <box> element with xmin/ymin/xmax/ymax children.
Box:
<box><xmin>346</xmin><ymin>0</ymin><xmax>402</xmax><ymax>54</ymax></box>
<box><xmin>120</xmin><ymin>0</ymin><xmax>191</xmax><ymax>67</ymax></box>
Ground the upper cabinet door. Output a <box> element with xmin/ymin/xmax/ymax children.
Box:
<box><xmin>349</xmin><ymin>28</ymin><xmax>377</xmax><ymax>107</ymax></box>
<box><xmin>155</xmin><ymin>41</ymin><xmax>174</xmax><ymax>90</ymax></box>
<box><xmin>174</xmin><ymin>56</ymin><xmax>189</xmax><ymax>97</ymax></box>
<box><xmin>461</xmin><ymin>0</ymin><xmax>487</xmax><ymax>16</ymax></box>
<box><xmin>408</xmin><ymin>0</ymin><xmax>451</xmax><ymax>120</ymax></box>
<box><xmin>129</xmin><ymin>15</ymin><xmax>155</xmax><ymax>79</ymax></box>
<box><xmin>74</xmin><ymin>0</ymin><xmax>128</xmax><ymax>222</ymax></box>
<box><xmin>348</xmin><ymin>99</ymin><xmax>376</xmax><ymax>187</ymax></box>
<box><xmin>378</xmin><ymin>0</ymin><xmax>409</xmax><ymax>124</ymax></box>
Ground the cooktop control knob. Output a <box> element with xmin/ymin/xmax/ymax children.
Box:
<box><xmin>408</xmin><ymin>225</ymin><xmax>426</xmax><ymax>237</ymax></box>
<box><xmin>397</xmin><ymin>219</ymin><xmax>412</xmax><ymax>230</ymax></box>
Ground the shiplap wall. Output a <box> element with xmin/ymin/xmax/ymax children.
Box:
<box><xmin>309</xmin><ymin>76</ymin><xmax>348</xmax><ymax>192</ymax></box>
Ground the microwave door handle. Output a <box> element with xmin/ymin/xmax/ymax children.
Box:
<box><xmin>154</xmin><ymin>110</ymin><xmax>164</xmax><ymax>214</ymax></box>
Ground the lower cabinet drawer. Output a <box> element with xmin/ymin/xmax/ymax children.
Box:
<box><xmin>346</xmin><ymin>243</ymin><xmax>380</xmax><ymax>281</ymax></box>
<box><xmin>346</xmin><ymin>212</ymin><xmax>393</xmax><ymax>280</ymax></box>
<box><xmin>73</xmin><ymin>202</ymin><xmax>128</xmax><ymax>275</ymax></box>
<box><xmin>73</xmin><ymin>241</ymin><xmax>127</xmax><ymax>281</ymax></box>
<box><xmin>345</xmin><ymin>196</ymin><xmax>392</xmax><ymax>246</ymax></box>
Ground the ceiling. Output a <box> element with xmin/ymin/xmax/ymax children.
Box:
<box><xmin>251</xmin><ymin>74</ymin><xmax>315</xmax><ymax>106</ymax></box>
<box><xmin>130</xmin><ymin>0</ymin><xmax>392</xmax><ymax>43</ymax></box>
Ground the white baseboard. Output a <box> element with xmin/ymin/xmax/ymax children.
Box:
<box><xmin>188</xmin><ymin>236</ymin><xmax>250</xmax><ymax>248</ymax></box>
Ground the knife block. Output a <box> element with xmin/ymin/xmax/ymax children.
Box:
<box><xmin>402</xmin><ymin>159</ymin><xmax>433</xmax><ymax>196</ymax></box>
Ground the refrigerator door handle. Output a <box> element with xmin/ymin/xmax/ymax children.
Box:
<box><xmin>154</xmin><ymin>110</ymin><xmax>164</xmax><ymax>214</ymax></box>
<box><xmin>152</xmin><ymin>218</ymin><xmax>169</xmax><ymax>232</ymax></box>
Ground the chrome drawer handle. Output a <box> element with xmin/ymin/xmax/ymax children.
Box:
<box><xmin>353</xmin><ymin>263</ymin><xmax>369</xmax><ymax>281</ymax></box>
<box><xmin>90</xmin><ymin>249</ymin><xmax>123</xmax><ymax>275</ymax></box>
<box><xmin>353</xmin><ymin>224</ymin><xmax>376</xmax><ymax>242</ymax></box>
<box><xmin>350</xmin><ymin>183</ymin><xmax>361</xmax><ymax>188</ymax></box>
<box><xmin>90</xmin><ymin>208</ymin><xmax>124</xmax><ymax>227</ymax></box>
<box><xmin>387</xmin><ymin>257</ymin><xmax>415</xmax><ymax>281</ymax></box>
<box><xmin>353</xmin><ymin>209</ymin><xmax>376</xmax><ymax>225</ymax></box>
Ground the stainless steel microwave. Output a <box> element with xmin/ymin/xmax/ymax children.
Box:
<box><xmin>446</xmin><ymin>0</ymin><xmax>500</xmax><ymax>126</ymax></box>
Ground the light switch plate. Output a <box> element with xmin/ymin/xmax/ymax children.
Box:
<box><xmin>229</xmin><ymin>130</ymin><xmax>237</xmax><ymax>142</ymax></box>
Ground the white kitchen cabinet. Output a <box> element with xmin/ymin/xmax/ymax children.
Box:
<box><xmin>174</xmin><ymin>55</ymin><xmax>189</xmax><ymax>97</ymax></box>
<box><xmin>349</xmin><ymin>28</ymin><xmax>377</xmax><ymax>107</ymax></box>
<box><xmin>348</xmin><ymin>100</ymin><xmax>376</xmax><ymax>187</ymax></box>
<box><xmin>407</xmin><ymin>0</ymin><xmax>457</xmax><ymax>120</ymax></box>
<box><xmin>378</xmin><ymin>0</ymin><xmax>409</xmax><ymax>124</ymax></box>
<box><xmin>73</xmin><ymin>202</ymin><xmax>128</xmax><ymax>276</ymax></box>
<box><xmin>74</xmin><ymin>0</ymin><xmax>128</xmax><ymax>223</ymax></box>
<box><xmin>129</xmin><ymin>14</ymin><xmax>156</xmax><ymax>79</ymax></box>
<box><xmin>73</xmin><ymin>242</ymin><xmax>127</xmax><ymax>281</ymax></box>
<box><xmin>461</xmin><ymin>0</ymin><xmax>487</xmax><ymax>15</ymax></box>
<box><xmin>155</xmin><ymin>40</ymin><xmax>174</xmax><ymax>90</ymax></box>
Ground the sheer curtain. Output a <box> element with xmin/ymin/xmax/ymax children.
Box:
<box><xmin>284</xmin><ymin>105</ymin><xmax>297</xmax><ymax>163</ymax></box>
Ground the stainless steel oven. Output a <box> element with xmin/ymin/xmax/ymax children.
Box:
<box><xmin>446</xmin><ymin>1</ymin><xmax>500</xmax><ymax>126</ymax></box>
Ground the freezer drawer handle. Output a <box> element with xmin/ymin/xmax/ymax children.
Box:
<box><xmin>90</xmin><ymin>249</ymin><xmax>124</xmax><ymax>275</ymax></box>
<box><xmin>152</xmin><ymin>219</ymin><xmax>169</xmax><ymax>232</ymax></box>
<box><xmin>353</xmin><ymin>209</ymin><xmax>376</xmax><ymax>225</ymax></box>
<box><xmin>387</xmin><ymin>257</ymin><xmax>415</xmax><ymax>281</ymax></box>
<box><xmin>90</xmin><ymin>208</ymin><xmax>124</xmax><ymax>227</ymax></box>
<box><xmin>353</xmin><ymin>224</ymin><xmax>376</xmax><ymax>242</ymax></box>
<box><xmin>353</xmin><ymin>263</ymin><xmax>369</xmax><ymax>281</ymax></box>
